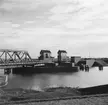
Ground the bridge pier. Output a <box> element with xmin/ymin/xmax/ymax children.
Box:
<box><xmin>99</xmin><ymin>65</ymin><xmax>103</xmax><ymax>71</ymax></box>
<box><xmin>79</xmin><ymin>64</ymin><xmax>85</xmax><ymax>71</ymax></box>
<box><xmin>85</xmin><ymin>65</ymin><xmax>89</xmax><ymax>72</ymax></box>
<box><xmin>4</xmin><ymin>68</ymin><xmax>12</xmax><ymax>74</ymax></box>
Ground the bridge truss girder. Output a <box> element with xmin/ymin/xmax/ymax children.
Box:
<box><xmin>0</xmin><ymin>49</ymin><xmax>32</xmax><ymax>63</ymax></box>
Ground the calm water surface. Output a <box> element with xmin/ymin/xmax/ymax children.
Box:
<box><xmin>2</xmin><ymin>67</ymin><xmax>108</xmax><ymax>90</ymax></box>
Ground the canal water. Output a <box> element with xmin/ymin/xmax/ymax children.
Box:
<box><xmin>1</xmin><ymin>67</ymin><xmax>108</xmax><ymax>90</ymax></box>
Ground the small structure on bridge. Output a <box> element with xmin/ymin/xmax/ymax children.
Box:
<box><xmin>39</xmin><ymin>50</ymin><xmax>51</xmax><ymax>60</ymax></box>
<box><xmin>38</xmin><ymin>50</ymin><xmax>54</xmax><ymax>64</ymax></box>
<box><xmin>57</xmin><ymin>50</ymin><xmax>69</xmax><ymax>62</ymax></box>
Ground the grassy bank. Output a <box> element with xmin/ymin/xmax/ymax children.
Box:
<box><xmin>1</xmin><ymin>85</ymin><xmax>108</xmax><ymax>104</ymax></box>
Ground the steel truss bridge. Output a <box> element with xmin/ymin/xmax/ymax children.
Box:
<box><xmin>0</xmin><ymin>49</ymin><xmax>56</xmax><ymax>69</ymax></box>
<box><xmin>0</xmin><ymin>49</ymin><xmax>107</xmax><ymax>70</ymax></box>
<box><xmin>0</xmin><ymin>49</ymin><xmax>37</xmax><ymax>69</ymax></box>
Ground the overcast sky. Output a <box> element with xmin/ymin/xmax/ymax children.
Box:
<box><xmin>0</xmin><ymin>0</ymin><xmax>108</xmax><ymax>58</ymax></box>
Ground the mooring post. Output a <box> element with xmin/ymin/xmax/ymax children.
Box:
<box><xmin>80</xmin><ymin>64</ymin><xmax>84</xmax><ymax>71</ymax></box>
<box><xmin>4</xmin><ymin>68</ymin><xmax>11</xmax><ymax>74</ymax></box>
<box><xmin>85</xmin><ymin>65</ymin><xmax>89</xmax><ymax>72</ymax></box>
<box><xmin>99</xmin><ymin>65</ymin><xmax>103</xmax><ymax>71</ymax></box>
<box><xmin>72</xmin><ymin>63</ymin><xmax>75</xmax><ymax>67</ymax></box>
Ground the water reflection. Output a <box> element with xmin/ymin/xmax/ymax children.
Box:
<box><xmin>3</xmin><ymin>67</ymin><xmax>108</xmax><ymax>90</ymax></box>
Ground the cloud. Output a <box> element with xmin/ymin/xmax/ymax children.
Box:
<box><xmin>0</xmin><ymin>0</ymin><xmax>108</xmax><ymax>57</ymax></box>
<box><xmin>0</xmin><ymin>0</ymin><xmax>54</xmax><ymax>24</ymax></box>
<box><xmin>0</xmin><ymin>0</ymin><xmax>40</xmax><ymax>11</ymax></box>
<box><xmin>12</xmin><ymin>24</ymin><xmax>20</xmax><ymax>27</ymax></box>
<box><xmin>24</xmin><ymin>21</ymin><xmax>35</xmax><ymax>24</ymax></box>
<box><xmin>49</xmin><ymin>0</ymin><xmax>108</xmax><ymax>29</ymax></box>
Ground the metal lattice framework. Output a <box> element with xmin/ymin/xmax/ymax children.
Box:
<box><xmin>0</xmin><ymin>49</ymin><xmax>32</xmax><ymax>64</ymax></box>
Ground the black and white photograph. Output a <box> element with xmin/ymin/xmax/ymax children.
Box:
<box><xmin>0</xmin><ymin>0</ymin><xmax>108</xmax><ymax>104</ymax></box>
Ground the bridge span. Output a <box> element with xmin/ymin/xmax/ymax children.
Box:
<box><xmin>0</xmin><ymin>49</ymin><xmax>56</xmax><ymax>69</ymax></box>
<box><xmin>0</xmin><ymin>49</ymin><xmax>36</xmax><ymax>69</ymax></box>
<box><xmin>0</xmin><ymin>49</ymin><xmax>107</xmax><ymax>71</ymax></box>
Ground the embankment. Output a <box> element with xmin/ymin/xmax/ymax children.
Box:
<box><xmin>1</xmin><ymin>84</ymin><xmax>108</xmax><ymax>104</ymax></box>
